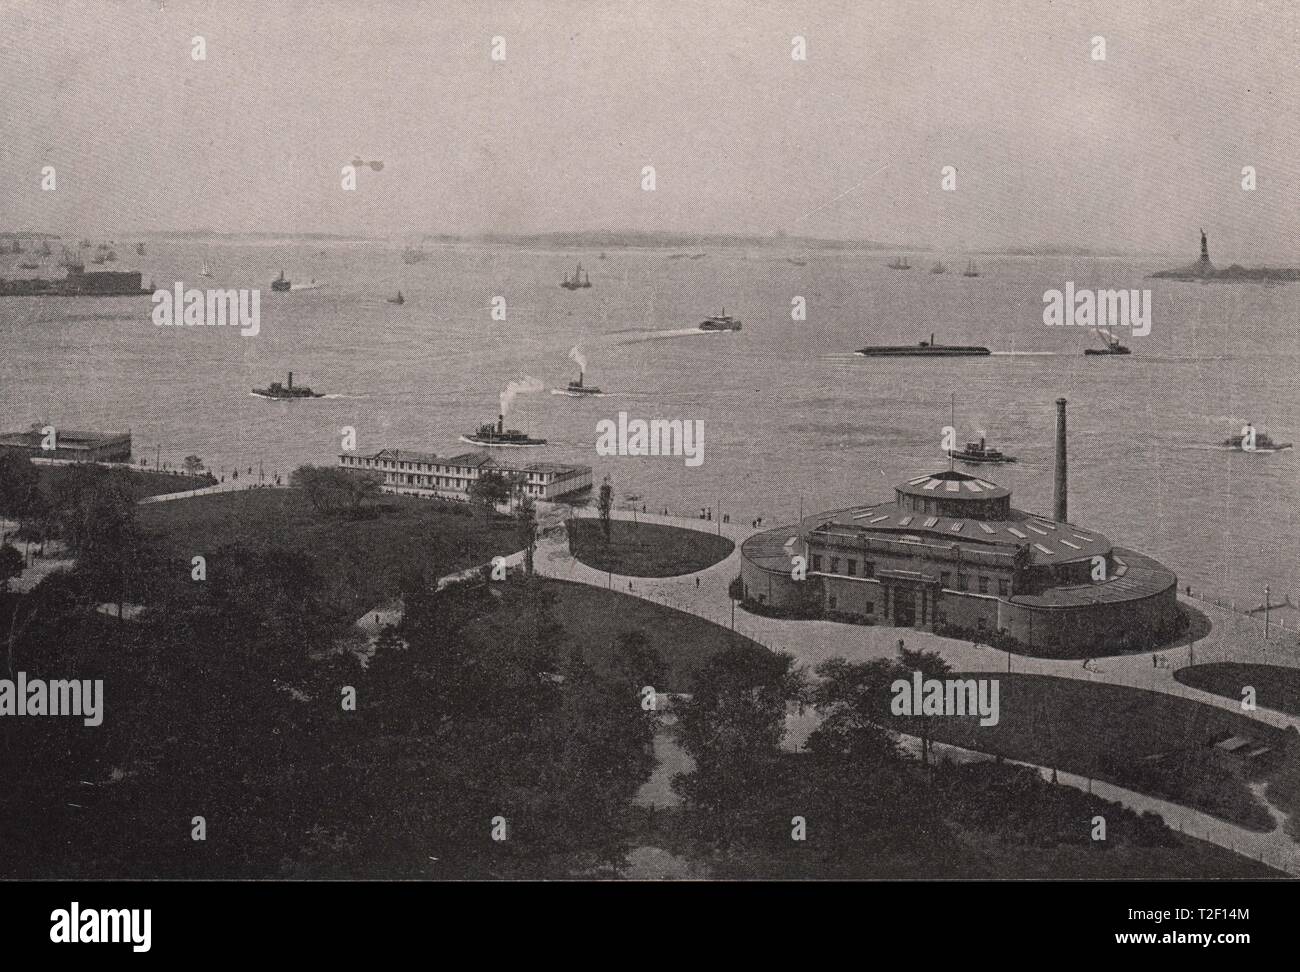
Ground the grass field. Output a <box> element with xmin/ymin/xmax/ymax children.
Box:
<box><xmin>1175</xmin><ymin>663</ymin><xmax>1300</xmax><ymax>717</ymax></box>
<box><xmin>36</xmin><ymin>464</ymin><xmax>214</xmax><ymax>501</ymax></box>
<box><xmin>882</xmin><ymin>673</ymin><xmax>1290</xmax><ymax>832</ymax></box>
<box><xmin>567</xmin><ymin>518</ymin><xmax>733</xmax><ymax>577</ymax></box>
<box><xmin>466</xmin><ymin>577</ymin><xmax>755</xmax><ymax>693</ymax></box>
<box><xmin>139</xmin><ymin>487</ymin><xmax>528</xmax><ymax>617</ymax></box>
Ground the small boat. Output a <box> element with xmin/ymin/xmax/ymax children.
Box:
<box><xmin>1224</xmin><ymin>427</ymin><xmax>1292</xmax><ymax>452</ymax></box>
<box><xmin>387</xmin><ymin>291</ymin><xmax>405</xmax><ymax>305</ymax></box>
<box><xmin>949</xmin><ymin>435</ymin><xmax>1017</xmax><ymax>464</ymax></box>
<box><xmin>962</xmin><ymin>260</ymin><xmax>980</xmax><ymax>277</ymax></box>
<box><xmin>887</xmin><ymin>256</ymin><xmax>911</xmax><ymax>270</ymax></box>
<box><xmin>461</xmin><ymin>415</ymin><xmax>547</xmax><ymax>447</ymax></box>
<box><xmin>270</xmin><ymin>270</ymin><xmax>291</xmax><ymax>292</ymax></box>
<box><xmin>698</xmin><ymin>307</ymin><xmax>742</xmax><ymax>331</ymax></box>
<box><xmin>1084</xmin><ymin>327</ymin><xmax>1131</xmax><ymax>355</ymax></box>
<box><xmin>556</xmin><ymin>370</ymin><xmax>603</xmax><ymax>396</ymax></box>
<box><xmin>930</xmin><ymin>261</ymin><xmax>946</xmax><ymax>274</ymax></box>
<box><xmin>251</xmin><ymin>372</ymin><xmax>323</xmax><ymax>399</ymax></box>
<box><xmin>200</xmin><ymin>261</ymin><xmax>211</xmax><ymax>278</ymax></box>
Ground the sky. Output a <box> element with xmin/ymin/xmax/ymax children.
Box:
<box><xmin>2</xmin><ymin>0</ymin><xmax>1298</xmax><ymax>256</ymax></box>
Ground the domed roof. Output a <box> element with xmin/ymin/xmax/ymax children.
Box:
<box><xmin>895</xmin><ymin>469</ymin><xmax>1011</xmax><ymax>502</ymax></box>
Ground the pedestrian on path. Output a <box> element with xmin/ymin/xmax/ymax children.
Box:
<box><xmin>696</xmin><ymin>577</ymin><xmax>700</xmax><ymax>588</ymax></box>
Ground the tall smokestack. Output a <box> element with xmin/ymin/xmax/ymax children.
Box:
<box><xmin>1053</xmin><ymin>397</ymin><xmax>1068</xmax><ymax>523</ymax></box>
<box><xmin>497</xmin><ymin>414</ymin><xmax>504</xmax><ymax>435</ymax></box>
<box><xmin>288</xmin><ymin>371</ymin><xmax>293</xmax><ymax>389</ymax></box>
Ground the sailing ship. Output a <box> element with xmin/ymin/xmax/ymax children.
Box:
<box><xmin>1084</xmin><ymin>327</ymin><xmax>1131</xmax><ymax>355</ymax></box>
<box><xmin>200</xmin><ymin>261</ymin><xmax>211</xmax><ymax>278</ymax></box>
<box><xmin>560</xmin><ymin>262</ymin><xmax>591</xmax><ymax>290</ymax></box>
<box><xmin>401</xmin><ymin>245</ymin><xmax>426</xmax><ymax>264</ymax></box>
<box><xmin>887</xmin><ymin>256</ymin><xmax>911</xmax><ymax>270</ymax></box>
<box><xmin>930</xmin><ymin>261</ymin><xmax>946</xmax><ymax>274</ymax></box>
<box><xmin>962</xmin><ymin>260</ymin><xmax>980</xmax><ymax>277</ymax></box>
<box><xmin>387</xmin><ymin>291</ymin><xmax>405</xmax><ymax>305</ymax></box>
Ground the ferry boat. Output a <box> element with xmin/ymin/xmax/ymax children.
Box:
<box><xmin>556</xmin><ymin>370</ymin><xmax>603</xmax><ymax>396</ymax></box>
<box><xmin>962</xmin><ymin>260</ymin><xmax>980</xmax><ymax>277</ymax></box>
<box><xmin>1224</xmin><ymin>427</ymin><xmax>1292</xmax><ymax>452</ymax></box>
<box><xmin>949</xmin><ymin>435</ymin><xmax>1017</xmax><ymax>464</ymax></box>
<box><xmin>1084</xmin><ymin>327</ymin><xmax>1130</xmax><ymax>355</ymax></box>
<box><xmin>270</xmin><ymin>270</ymin><xmax>291</xmax><ymax>292</ymax></box>
<box><xmin>856</xmin><ymin>333</ymin><xmax>990</xmax><ymax>357</ymax></box>
<box><xmin>699</xmin><ymin>307</ymin><xmax>742</xmax><ymax>331</ymax></box>
<box><xmin>461</xmin><ymin>415</ymin><xmax>547</xmax><ymax>447</ymax></box>
<box><xmin>887</xmin><ymin>256</ymin><xmax>911</xmax><ymax>270</ymax></box>
<box><xmin>251</xmin><ymin>372</ymin><xmax>323</xmax><ymax>400</ymax></box>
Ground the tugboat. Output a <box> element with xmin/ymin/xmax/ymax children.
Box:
<box><xmin>698</xmin><ymin>307</ymin><xmax>742</xmax><ymax>331</ymax></box>
<box><xmin>962</xmin><ymin>259</ymin><xmax>980</xmax><ymax>277</ymax></box>
<box><xmin>387</xmin><ymin>290</ymin><xmax>405</xmax><ymax>305</ymax></box>
<box><xmin>887</xmin><ymin>256</ymin><xmax>911</xmax><ymax>270</ymax></box>
<box><xmin>949</xmin><ymin>434</ymin><xmax>1017</xmax><ymax>464</ymax></box>
<box><xmin>251</xmin><ymin>372</ymin><xmax>323</xmax><ymax>400</ymax></box>
<box><xmin>1224</xmin><ymin>425</ymin><xmax>1293</xmax><ymax>452</ymax></box>
<box><xmin>856</xmin><ymin>333</ymin><xmax>990</xmax><ymax>356</ymax></box>
<box><xmin>270</xmin><ymin>270</ymin><xmax>291</xmax><ymax>292</ymax></box>
<box><xmin>1084</xmin><ymin>327</ymin><xmax>1131</xmax><ymax>355</ymax></box>
<box><xmin>461</xmin><ymin>414</ymin><xmax>547</xmax><ymax>447</ymax></box>
<box><xmin>557</xmin><ymin>370</ymin><xmax>603</xmax><ymax>396</ymax></box>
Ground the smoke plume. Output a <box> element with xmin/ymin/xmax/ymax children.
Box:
<box><xmin>569</xmin><ymin>344</ymin><xmax>588</xmax><ymax>373</ymax></box>
<box><xmin>500</xmin><ymin>375</ymin><xmax>544</xmax><ymax>415</ymax></box>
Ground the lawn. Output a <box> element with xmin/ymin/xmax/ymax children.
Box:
<box><xmin>876</xmin><ymin>673</ymin><xmax>1291</xmax><ymax>832</ymax></box>
<box><xmin>567</xmin><ymin>518</ymin><xmax>733</xmax><ymax>578</ymax></box>
<box><xmin>465</xmin><ymin>577</ymin><xmax>755</xmax><ymax>693</ymax></box>
<box><xmin>1175</xmin><ymin>663</ymin><xmax>1300</xmax><ymax>717</ymax></box>
<box><xmin>138</xmin><ymin>487</ymin><xmax>528</xmax><ymax>618</ymax></box>
<box><xmin>36</xmin><ymin>464</ymin><xmax>214</xmax><ymax>501</ymax></box>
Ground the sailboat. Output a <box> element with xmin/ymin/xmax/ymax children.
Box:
<box><xmin>560</xmin><ymin>262</ymin><xmax>590</xmax><ymax>290</ymax></box>
<box><xmin>930</xmin><ymin>261</ymin><xmax>946</xmax><ymax>274</ymax></box>
<box><xmin>199</xmin><ymin>260</ymin><xmax>212</xmax><ymax>278</ymax></box>
<box><xmin>387</xmin><ymin>290</ymin><xmax>405</xmax><ymax>305</ymax></box>
<box><xmin>887</xmin><ymin>256</ymin><xmax>911</xmax><ymax>270</ymax></box>
<box><xmin>962</xmin><ymin>259</ymin><xmax>980</xmax><ymax>277</ymax></box>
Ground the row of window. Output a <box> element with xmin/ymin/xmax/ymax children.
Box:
<box><xmin>342</xmin><ymin>455</ymin><xmax>553</xmax><ymax>482</ymax></box>
<box><xmin>938</xmin><ymin>571</ymin><xmax>1010</xmax><ymax>597</ymax></box>
<box><xmin>810</xmin><ymin>555</ymin><xmax>876</xmax><ymax>578</ymax></box>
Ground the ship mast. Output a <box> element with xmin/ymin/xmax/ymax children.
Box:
<box><xmin>949</xmin><ymin>393</ymin><xmax>955</xmax><ymax>471</ymax></box>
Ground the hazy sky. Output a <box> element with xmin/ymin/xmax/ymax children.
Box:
<box><xmin>3</xmin><ymin>0</ymin><xmax>1298</xmax><ymax>255</ymax></box>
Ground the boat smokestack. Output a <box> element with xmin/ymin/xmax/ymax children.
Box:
<box><xmin>578</xmin><ymin>371</ymin><xmax>583</xmax><ymax>387</ymax></box>
<box><xmin>288</xmin><ymin>371</ymin><xmax>293</xmax><ymax>390</ymax></box>
<box><xmin>1053</xmin><ymin>397</ymin><xmax>1068</xmax><ymax>523</ymax></box>
<box><xmin>979</xmin><ymin>435</ymin><xmax>985</xmax><ymax>451</ymax></box>
<box><xmin>497</xmin><ymin>414</ymin><xmax>504</xmax><ymax>435</ymax></box>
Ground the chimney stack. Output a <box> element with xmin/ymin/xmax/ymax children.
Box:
<box><xmin>1053</xmin><ymin>397</ymin><xmax>1068</xmax><ymax>523</ymax></box>
<box><xmin>497</xmin><ymin>414</ymin><xmax>504</xmax><ymax>435</ymax></box>
<box><xmin>288</xmin><ymin>371</ymin><xmax>294</xmax><ymax>390</ymax></box>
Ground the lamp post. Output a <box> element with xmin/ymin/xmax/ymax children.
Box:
<box><xmin>1264</xmin><ymin>584</ymin><xmax>1270</xmax><ymax>640</ymax></box>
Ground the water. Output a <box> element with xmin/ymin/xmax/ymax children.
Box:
<box><xmin>2</xmin><ymin>240</ymin><xmax>1298</xmax><ymax>611</ymax></box>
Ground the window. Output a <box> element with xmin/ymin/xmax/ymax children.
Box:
<box><xmin>811</xmin><ymin>555</ymin><xmax>823</xmax><ymax>572</ymax></box>
<box><xmin>998</xmin><ymin>578</ymin><xmax>1010</xmax><ymax>597</ymax></box>
<box><xmin>864</xmin><ymin>602</ymin><xmax>874</xmax><ymax>614</ymax></box>
<box><xmin>940</xmin><ymin>571</ymin><xmax>951</xmax><ymax>588</ymax></box>
<box><xmin>862</xmin><ymin>560</ymin><xmax>875</xmax><ymax>578</ymax></box>
<box><xmin>830</xmin><ymin>557</ymin><xmax>840</xmax><ymax>573</ymax></box>
<box><xmin>846</xmin><ymin>559</ymin><xmax>857</xmax><ymax>577</ymax></box>
<box><xmin>956</xmin><ymin>574</ymin><xmax>968</xmax><ymax>591</ymax></box>
<box><xmin>828</xmin><ymin>595</ymin><xmax>837</xmax><ymax>610</ymax></box>
<box><xmin>978</xmin><ymin>576</ymin><xmax>989</xmax><ymax>595</ymax></box>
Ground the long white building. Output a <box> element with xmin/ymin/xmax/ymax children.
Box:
<box><xmin>338</xmin><ymin>448</ymin><xmax>593</xmax><ymax>500</ymax></box>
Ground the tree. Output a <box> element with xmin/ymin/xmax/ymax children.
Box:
<box><xmin>897</xmin><ymin>645</ymin><xmax>953</xmax><ymax>768</ymax></box>
<box><xmin>290</xmin><ymin>465</ymin><xmax>383</xmax><ymax>514</ymax></box>
<box><xmin>515</xmin><ymin>492</ymin><xmax>537</xmax><ymax>576</ymax></box>
<box><xmin>183</xmin><ymin>455</ymin><xmax>204</xmax><ymax>476</ymax></box>
<box><xmin>467</xmin><ymin>470</ymin><xmax>509</xmax><ymax>519</ymax></box>
<box><xmin>597</xmin><ymin>476</ymin><xmax>613</xmax><ymax>543</ymax></box>
<box><xmin>0</xmin><ymin>543</ymin><xmax>23</xmax><ymax>593</ymax></box>
<box><xmin>0</xmin><ymin>451</ymin><xmax>40</xmax><ymax>525</ymax></box>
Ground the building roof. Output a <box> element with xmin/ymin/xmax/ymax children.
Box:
<box><xmin>810</xmin><ymin>503</ymin><xmax>1110</xmax><ymax>567</ymax></box>
<box><xmin>1008</xmin><ymin>548</ymin><xmax>1176</xmax><ymax>607</ymax></box>
<box><xmin>895</xmin><ymin>469</ymin><xmax>1011</xmax><ymax>502</ymax></box>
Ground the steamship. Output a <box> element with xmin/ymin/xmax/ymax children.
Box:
<box><xmin>856</xmin><ymin>333</ymin><xmax>990</xmax><ymax>357</ymax></box>
<box><xmin>251</xmin><ymin>372</ymin><xmax>324</xmax><ymax>400</ymax></box>
<box><xmin>555</xmin><ymin>371</ymin><xmax>603</xmax><ymax>396</ymax></box>
<box><xmin>1223</xmin><ymin>427</ymin><xmax>1292</xmax><ymax>452</ymax></box>
<box><xmin>698</xmin><ymin>307</ymin><xmax>742</xmax><ymax>331</ymax></box>
<box><xmin>949</xmin><ymin>435</ymin><xmax>1017</xmax><ymax>464</ymax></box>
<box><xmin>461</xmin><ymin>415</ymin><xmax>547</xmax><ymax>447</ymax></box>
